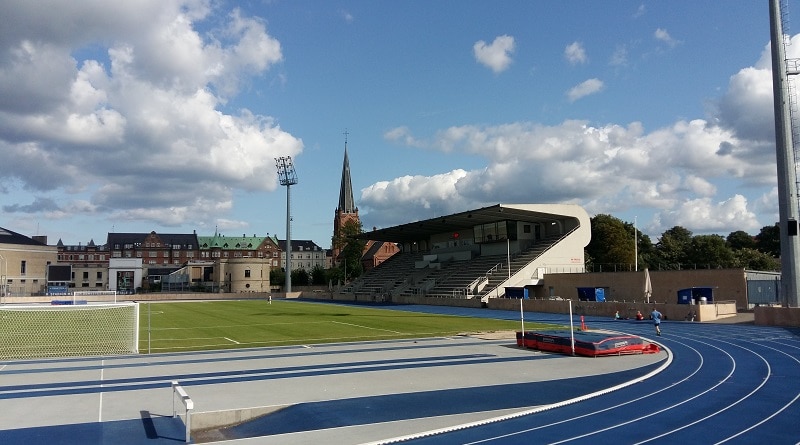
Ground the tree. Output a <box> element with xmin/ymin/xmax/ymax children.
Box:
<box><xmin>755</xmin><ymin>223</ymin><xmax>780</xmax><ymax>257</ymax></box>
<box><xmin>291</xmin><ymin>268</ymin><xmax>310</xmax><ymax>286</ymax></box>
<box><xmin>269</xmin><ymin>269</ymin><xmax>285</xmax><ymax>287</ymax></box>
<box><xmin>340</xmin><ymin>243</ymin><xmax>364</xmax><ymax>281</ymax></box>
<box><xmin>325</xmin><ymin>266</ymin><xmax>343</xmax><ymax>286</ymax></box>
<box><xmin>686</xmin><ymin>234</ymin><xmax>735</xmax><ymax>268</ymax></box>
<box><xmin>311</xmin><ymin>265</ymin><xmax>327</xmax><ymax>285</ymax></box>
<box><xmin>727</xmin><ymin>230</ymin><xmax>756</xmax><ymax>251</ymax></box>
<box><xmin>624</xmin><ymin>220</ymin><xmax>656</xmax><ymax>270</ymax></box>
<box><xmin>733</xmin><ymin>248</ymin><xmax>780</xmax><ymax>271</ymax></box>
<box><xmin>654</xmin><ymin>226</ymin><xmax>693</xmax><ymax>269</ymax></box>
<box><xmin>332</xmin><ymin>219</ymin><xmax>367</xmax><ymax>281</ymax></box>
<box><xmin>586</xmin><ymin>214</ymin><xmax>635</xmax><ymax>271</ymax></box>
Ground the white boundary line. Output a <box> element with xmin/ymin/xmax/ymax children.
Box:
<box><xmin>98</xmin><ymin>360</ymin><xmax>104</xmax><ymax>422</ymax></box>
<box><xmin>363</xmin><ymin>341</ymin><xmax>673</xmax><ymax>445</ymax></box>
<box><xmin>330</xmin><ymin>320</ymin><xmax>404</xmax><ymax>334</ymax></box>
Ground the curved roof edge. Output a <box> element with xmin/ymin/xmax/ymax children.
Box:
<box><xmin>356</xmin><ymin>203</ymin><xmax>591</xmax><ymax>245</ymax></box>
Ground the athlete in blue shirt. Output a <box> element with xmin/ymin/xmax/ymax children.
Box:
<box><xmin>651</xmin><ymin>308</ymin><xmax>662</xmax><ymax>336</ymax></box>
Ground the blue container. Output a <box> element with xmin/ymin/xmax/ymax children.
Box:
<box><xmin>677</xmin><ymin>287</ymin><xmax>714</xmax><ymax>304</ymax></box>
<box><xmin>577</xmin><ymin>287</ymin><xmax>606</xmax><ymax>302</ymax></box>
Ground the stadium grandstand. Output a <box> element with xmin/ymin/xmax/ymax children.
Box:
<box><xmin>346</xmin><ymin>203</ymin><xmax>590</xmax><ymax>302</ymax></box>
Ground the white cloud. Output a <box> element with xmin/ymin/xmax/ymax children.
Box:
<box><xmin>368</xmin><ymin>102</ymin><xmax>774</xmax><ymax>236</ymax></box>
<box><xmin>565</xmin><ymin>41</ymin><xmax>588</xmax><ymax>65</ymax></box>
<box><xmin>653</xmin><ymin>195</ymin><xmax>760</xmax><ymax>234</ymax></box>
<box><xmin>0</xmin><ymin>1</ymin><xmax>300</xmax><ymax>230</ymax></box>
<box><xmin>610</xmin><ymin>45</ymin><xmax>628</xmax><ymax>66</ymax></box>
<box><xmin>360</xmin><ymin>170</ymin><xmax>470</xmax><ymax>226</ymax></box>
<box><xmin>567</xmin><ymin>78</ymin><xmax>604</xmax><ymax>102</ymax></box>
<box><xmin>654</xmin><ymin>28</ymin><xmax>680</xmax><ymax>47</ymax></box>
<box><xmin>384</xmin><ymin>126</ymin><xmax>425</xmax><ymax>148</ymax></box>
<box><xmin>340</xmin><ymin>9</ymin><xmax>354</xmax><ymax>23</ymax></box>
<box><xmin>473</xmin><ymin>35</ymin><xmax>515</xmax><ymax>73</ymax></box>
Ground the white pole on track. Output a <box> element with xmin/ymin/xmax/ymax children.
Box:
<box><xmin>569</xmin><ymin>300</ymin><xmax>575</xmax><ymax>356</ymax></box>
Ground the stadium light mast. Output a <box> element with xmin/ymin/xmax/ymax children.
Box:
<box><xmin>0</xmin><ymin>253</ymin><xmax>6</xmax><ymax>303</ymax></box>
<box><xmin>769</xmin><ymin>0</ymin><xmax>800</xmax><ymax>307</ymax></box>
<box><xmin>276</xmin><ymin>156</ymin><xmax>298</xmax><ymax>294</ymax></box>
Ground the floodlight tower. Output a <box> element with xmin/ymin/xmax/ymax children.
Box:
<box><xmin>0</xmin><ymin>253</ymin><xmax>6</xmax><ymax>303</ymax></box>
<box><xmin>276</xmin><ymin>156</ymin><xmax>298</xmax><ymax>294</ymax></box>
<box><xmin>769</xmin><ymin>0</ymin><xmax>800</xmax><ymax>307</ymax></box>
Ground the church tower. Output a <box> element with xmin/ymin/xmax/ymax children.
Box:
<box><xmin>333</xmin><ymin>132</ymin><xmax>360</xmax><ymax>261</ymax></box>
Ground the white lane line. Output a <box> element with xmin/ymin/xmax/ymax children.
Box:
<box><xmin>715</xmin><ymin>338</ymin><xmax>800</xmax><ymax>444</ymax></box>
<box><xmin>459</xmin><ymin>339</ymin><xmax>696</xmax><ymax>445</ymax></box>
<box><xmin>544</xmin><ymin>338</ymin><xmax>737</xmax><ymax>445</ymax></box>
<box><xmin>224</xmin><ymin>337</ymin><xmax>240</xmax><ymax>344</ymax></box>
<box><xmin>368</xmin><ymin>341</ymin><xmax>676</xmax><ymax>445</ymax></box>
<box><xmin>98</xmin><ymin>360</ymin><xmax>104</xmax><ymax>422</ymax></box>
<box><xmin>330</xmin><ymin>320</ymin><xmax>404</xmax><ymax>334</ymax></box>
<box><xmin>631</xmin><ymin>341</ymin><xmax>768</xmax><ymax>445</ymax></box>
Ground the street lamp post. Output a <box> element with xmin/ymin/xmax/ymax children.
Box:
<box><xmin>275</xmin><ymin>156</ymin><xmax>298</xmax><ymax>294</ymax></box>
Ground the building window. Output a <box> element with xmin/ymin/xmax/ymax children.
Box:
<box><xmin>83</xmin><ymin>272</ymin><xmax>89</xmax><ymax>280</ymax></box>
<box><xmin>96</xmin><ymin>271</ymin><xmax>102</xmax><ymax>279</ymax></box>
<box><xmin>20</xmin><ymin>260</ymin><xmax>26</xmax><ymax>275</ymax></box>
<box><xmin>245</xmin><ymin>269</ymin><xmax>251</xmax><ymax>278</ymax></box>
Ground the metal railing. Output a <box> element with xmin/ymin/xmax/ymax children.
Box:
<box><xmin>172</xmin><ymin>381</ymin><xmax>194</xmax><ymax>443</ymax></box>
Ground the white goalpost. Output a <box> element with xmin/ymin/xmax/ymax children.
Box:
<box><xmin>71</xmin><ymin>290</ymin><xmax>119</xmax><ymax>303</ymax></box>
<box><xmin>0</xmin><ymin>302</ymin><xmax>139</xmax><ymax>360</ymax></box>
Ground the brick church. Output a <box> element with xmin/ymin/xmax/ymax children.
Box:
<box><xmin>332</xmin><ymin>134</ymin><xmax>399</xmax><ymax>272</ymax></box>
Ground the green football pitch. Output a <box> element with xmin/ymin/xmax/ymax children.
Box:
<box><xmin>139</xmin><ymin>300</ymin><xmax>560</xmax><ymax>353</ymax></box>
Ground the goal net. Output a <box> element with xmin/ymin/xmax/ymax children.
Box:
<box><xmin>0</xmin><ymin>303</ymin><xmax>139</xmax><ymax>360</ymax></box>
<box><xmin>71</xmin><ymin>290</ymin><xmax>119</xmax><ymax>303</ymax></box>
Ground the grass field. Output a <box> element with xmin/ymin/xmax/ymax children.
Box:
<box><xmin>139</xmin><ymin>300</ymin><xmax>561</xmax><ymax>353</ymax></box>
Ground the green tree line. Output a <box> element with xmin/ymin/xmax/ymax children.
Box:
<box><xmin>586</xmin><ymin>214</ymin><xmax>780</xmax><ymax>272</ymax></box>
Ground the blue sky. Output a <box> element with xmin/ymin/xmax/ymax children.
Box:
<box><xmin>0</xmin><ymin>1</ymin><xmax>794</xmax><ymax>248</ymax></box>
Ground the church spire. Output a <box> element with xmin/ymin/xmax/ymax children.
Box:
<box><xmin>337</xmin><ymin>130</ymin><xmax>356</xmax><ymax>213</ymax></box>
